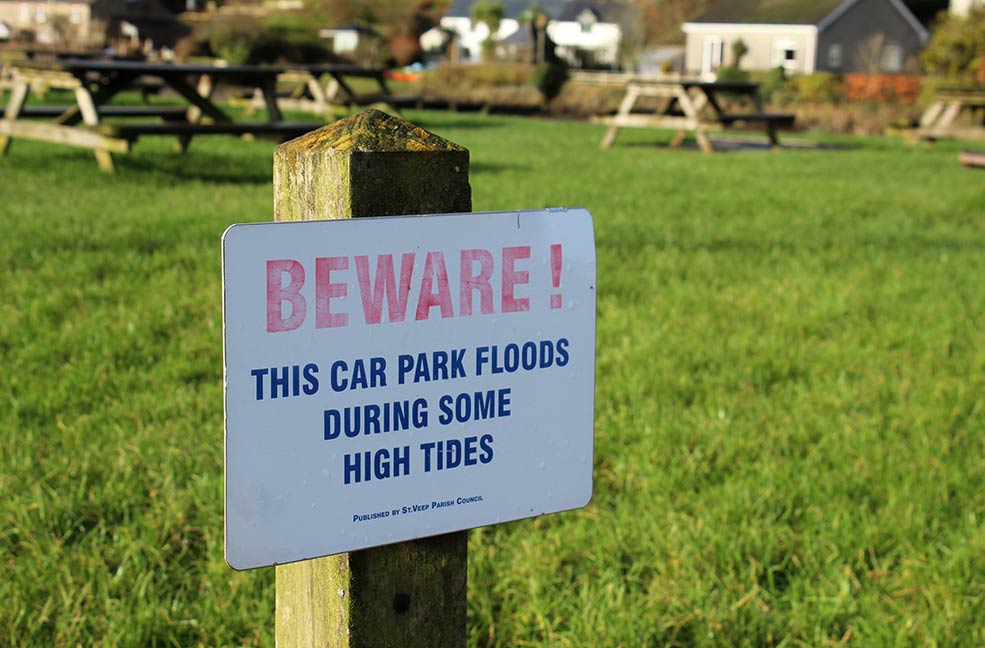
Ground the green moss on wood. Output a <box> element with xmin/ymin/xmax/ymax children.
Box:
<box><xmin>278</xmin><ymin>109</ymin><xmax>467</xmax><ymax>155</ymax></box>
<box><xmin>274</xmin><ymin>109</ymin><xmax>471</xmax><ymax>222</ymax></box>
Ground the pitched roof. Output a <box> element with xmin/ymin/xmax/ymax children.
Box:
<box><xmin>557</xmin><ymin>1</ymin><xmax>628</xmax><ymax>22</ymax></box>
<box><xmin>689</xmin><ymin>0</ymin><xmax>847</xmax><ymax>24</ymax></box>
<box><xmin>445</xmin><ymin>0</ymin><xmax>570</xmax><ymax>20</ymax></box>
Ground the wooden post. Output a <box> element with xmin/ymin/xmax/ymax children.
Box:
<box><xmin>272</xmin><ymin>108</ymin><xmax>471</xmax><ymax>648</ymax></box>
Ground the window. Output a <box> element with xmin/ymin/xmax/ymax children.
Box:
<box><xmin>69</xmin><ymin>5</ymin><xmax>83</xmax><ymax>24</ymax></box>
<box><xmin>881</xmin><ymin>43</ymin><xmax>903</xmax><ymax>72</ymax></box>
<box><xmin>35</xmin><ymin>5</ymin><xmax>46</xmax><ymax>23</ymax></box>
<box><xmin>19</xmin><ymin>3</ymin><xmax>29</xmax><ymax>24</ymax></box>
<box><xmin>702</xmin><ymin>37</ymin><xmax>723</xmax><ymax>77</ymax></box>
<box><xmin>333</xmin><ymin>31</ymin><xmax>358</xmax><ymax>53</ymax></box>
<box><xmin>772</xmin><ymin>39</ymin><xmax>798</xmax><ymax>71</ymax></box>
<box><xmin>827</xmin><ymin>43</ymin><xmax>842</xmax><ymax>69</ymax></box>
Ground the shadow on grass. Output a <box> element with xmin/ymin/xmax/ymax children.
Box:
<box><xmin>0</xmin><ymin>141</ymin><xmax>272</xmax><ymax>185</ymax></box>
<box><xmin>615</xmin><ymin>137</ymin><xmax>862</xmax><ymax>153</ymax></box>
<box><xmin>119</xmin><ymin>151</ymin><xmax>271</xmax><ymax>185</ymax></box>
<box><xmin>470</xmin><ymin>161</ymin><xmax>527</xmax><ymax>176</ymax></box>
<box><xmin>408</xmin><ymin>116</ymin><xmax>508</xmax><ymax>132</ymax></box>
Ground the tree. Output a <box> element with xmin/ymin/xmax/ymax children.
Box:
<box><xmin>634</xmin><ymin>0</ymin><xmax>707</xmax><ymax>44</ymax></box>
<box><xmin>731</xmin><ymin>38</ymin><xmax>748</xmax><ymax>67</ymax></box>
<box><xmin>471</xmin><ymin>0</ymin><xmax>503</xmax><ymax>59</ymax></box>
<box><xmin>921</xmin><ymin>6</ymin><xmax>985</xmax><ymax>80</ymax></box>
<box><xmin>856</xmin><ymin>32</ymin><xmax>887</xmax><ymax>74</ymax></box>
<box><xmin>518</xmin><ymin>3</ymin><xmax>549</xmax><ymax>64</ymax></box>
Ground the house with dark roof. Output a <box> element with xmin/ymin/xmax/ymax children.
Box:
<box><xmin>440</xmin><ymin>0</ymin><xmax>567</xmax><ymax>61</ymax></box>
<box><xmin>0</xmin><ymin>0</ymin><xmax>175</xmax><ymax>48</ymax></box>
<box><xmin>682</xmin><ymin>0</ymin><xmax>928</xmax><ymax>78</ymax></box>
<box><xmin>548</xmin><ymin>2</ymin><xmax>637</xmax><ymax>69</ymax></box>
<box><xmin>439</xmin><ymin>0</ymin><xmax>633</xmax><ymax>67</ymax></box>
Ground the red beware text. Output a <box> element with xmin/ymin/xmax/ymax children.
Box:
<box><xmin>266</xmin><ymin>245</ymin><xmax>564</xmax><ymax>332</ymax></box>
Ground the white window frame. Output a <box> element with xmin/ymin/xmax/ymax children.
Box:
<box><xmin>772</xmin><ymin>39</ymin><xmax>798</xmax><ymax>71</ymax></box>
<box><xmin>881</xmin><ymin>42</ymin><xmax>903</xmax><ymax>72</ymax></box>
<box><xmin>827</xmin><ymin>43</ymin><xmax>842</xmax><ymax>69</ymax></box>
<box><xmin>701</xmin><ymin>36</ymin><xmax>723</xmax><ymax>78</ymax></box>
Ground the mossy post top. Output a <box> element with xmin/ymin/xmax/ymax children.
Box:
<box><xmin>274</xmin><ymin>109</ymin><xmax>471</xmax><ymax>222</ymax></box>
<box><xmin>277</xmin><ymin>109</ymin><xmax>468</xmax><ymax>155</ymax></box>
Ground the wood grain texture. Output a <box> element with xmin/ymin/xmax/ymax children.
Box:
<box><xmin>273</xmin><ymin>108</ymin><xmax>471</xmax><ymax>648</ymax></box>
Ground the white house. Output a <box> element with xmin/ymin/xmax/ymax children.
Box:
<box><xmin>683</xmin><ymin>0</ymin><xmax>928</xmax><ymax>78</ymax></box>
<box><xmin>441</xmin><ymin>0</ymin><xmax>633</xmax><ymax>64</ymax></box>
<box><xmin>548</xmin><ymin>2</ymin><xmax>631</xmax><ymax>69</ymax></box>
<box><xmin>420</xmin><ymin>25</ymin><xmax>448</xmax><ymax>53</ymax></box>
<box><xmin>950</xmin><ymin>0</ymin><xmax>985</xmax><ymax>14</ymax></box>
<box><xmin>318</xmin><ymin>24</ymin><xmax>381</xmax><ymax>56</ymax></box>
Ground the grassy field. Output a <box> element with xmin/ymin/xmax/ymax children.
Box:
<box><xmin>1</xmin><ymin>113</ymin><xmax>983</xmax><ymax>647</ymax></box>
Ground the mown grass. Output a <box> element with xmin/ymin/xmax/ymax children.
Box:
<box><xmin>1</xmin><ymin>114</ymin><xmax>983</xmax><ymax>647</ymax></box>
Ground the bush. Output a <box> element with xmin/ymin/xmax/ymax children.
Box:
<box><xmin>422</xmin><ymin>63</ymin><xmax>535</xmax><ymax>95</ymax></box>
<box><xmin>532</xmin><ymin>61</ymin><xmax>568</xmax><ymax>102</ymax></box>
<box><xmin>186</xmin><ymin>18</ymin><xmax>332</xmax><ymax>65</ymax></box>
<box><xmin>731</xmin><ymin>38</ymin><xmax>749</xmax><ymax>67</ymax></box>
<box><xmin>469</xmin><ymin>63</ymin><xmax>532</xmax><ymax>86</ymax></box>
<box><xmin>789</xmin><ymin>72</ymin><xmax>843</xmax><ymax>104</ymax></box>
<box><xmin>206</xmin><ymin>22</ymin><xmax>254</xmax><ymax>65</ymax></box>
<box><xmin>758</xmin><ymin>66</ymin><xmax>789</xmax><ymax>102</ymax></box>
<box><xmin>715</xmin><ymin>66</ymin><xmax>749</xmax><ymax>83</ymax></box>
<box><xmin>842</xmin><ymin>74</ymin><xmax>922</xmax><ymax>103</ymax></box>
<box><xmin>921</xmin><ymin>6</ymin><xmax>985</xmax><ymax>80</ymax></box>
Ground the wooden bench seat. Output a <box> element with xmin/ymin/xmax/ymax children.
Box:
<box><xmin>2</xmin><ymin>105</ymin><xmax>189</xmax><ymax>119</ymax></box>
<box><xmin>99</xmin><ymin>120</ymin><xmax>317</xmax><ymax>141</ymax></box>
<box><xmin>717</xmin><ymin>112</ymin><xmax>796</xmax><ymax>128</ymax></box>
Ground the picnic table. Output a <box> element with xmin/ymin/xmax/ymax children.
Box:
<box><xmin>0</xmin><ymin>59</ymin><xmax>325</xmax><ymax>172</ymax></box>
<box><xmin>594</xmin><ymin>79</ymin><xmax>795</xmax><ymax>152</ymax></box>
<box><xmin>914</xmin><ymin>89</ymin><xmax>985</xmax><ymax>143</ymax></box>
<box><xmin>236</xmin><ymin>63</ymin><xmax>419</xmax><ymax>118</ymax></box>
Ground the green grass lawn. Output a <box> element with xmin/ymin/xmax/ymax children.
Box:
<box><xmin>1</xmin><ymin>114</ymin><xmax>983</xmax><ymax>647</ymax></box>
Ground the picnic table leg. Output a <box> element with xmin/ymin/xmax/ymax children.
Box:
<box><xmin>243</xmin><ymin>89</ymin><xmax>263</xmax><ymax>116</ymax></box>
<box><xmin>668</xmin><ymin>92</ymin><xmax>689</xmax><ymax>147</ymax></box>
<box><xmin>765</xmin><ymin>121</ymin><xmax>781</xmax><ymax>148</ymax></box>
<box><xmin>328</xmin><ymin>73</ymin><xmax>359</xmax><ymax>105</ymax></box>
<box><xmin>694</xmin><ymin>126</ymin><xmax>713</xmax><ymax>154</ymax></box>
<box><xmin>918</xmin><ymin>100</ymin><xmax>945</xmax><ymax>129</ymax></box>
<box><xmin>324</xmin><ymin>77</ymin><xmax>341</xmax><ymax>104</ymax></box>
<box><xmin>938</xmin><ymin>101</ymin><xmax>963</xmax><ymax>129</ymax></box>
<box><xmin>55</xmin><ymin>73</ymin><xmax>137</xmax><ymax>126</ymax></box>
<box><xmin>748</xmin><ymin>89</ymin><xmax>780</xmax><ymax>150</ymax></box>
<box><xmin>259</xmin><ymin>78</ymin><xmax>284</xmax><ymax>122</ymax></box>
<box><xmin>176</xmin><ymin>74</ymin><xmax>216</xmax><ymax>153</ymax></box>
<box><xmin>674</xmin><ymin>88</ymin><xmax>713</xmax><ymax>153</ymax></box>
<box><xmin>601</xmin><ymin>86</ymin><xmax>638</xmax><ymax>149</ymax></box>
<box><xmin>919</xmin><ymin>100</ymin><xmax>965</xmax><ymax>146</ymax></box>
<box><xmin>306</xmin><ymin>74</ymin><xmax>331</xmax><ymax>117</ymax></box>
<box><xmin>74</xmin><ymin>86</ymin><xmax>114</xmax><ymax>172</ymax></box>
<box><xmin>668</xmin><ymin>89</ymin><xmax>693</xmax><ymax>148</ymax></box>
<box><xmin>0</xmin><ymin>79</ymin><xmax>29</xmax><ymax>155</ymax></box>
